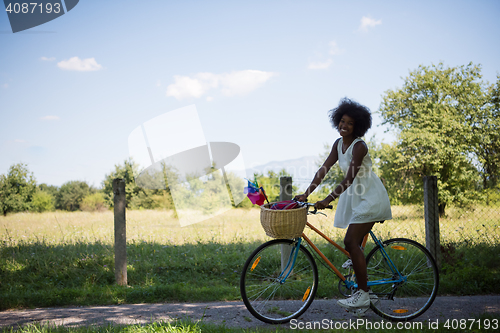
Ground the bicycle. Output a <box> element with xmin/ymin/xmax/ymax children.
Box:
<box><xmin>240</xmin><ymin>202</ymin><xmax>439</xmax><ymax>324</ymax></box>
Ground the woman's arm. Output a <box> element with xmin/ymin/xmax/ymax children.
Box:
<box><xmin>295</xmin><ymin>139</ymin><xmax>340</xmax><ymax>201</ymax></box>
<box><xmin>315</xmin><ymin>140</ymin><xmax>368</xmax><ymax>209</ymax></box>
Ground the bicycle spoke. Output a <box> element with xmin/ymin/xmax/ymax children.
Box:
<box><xmin>252</xmin><ymin>282</ymin><xmax>282</xmax><ymax>313</ymax></box>
<box><xmin>241</xmin><ymin>239</ymin><xmax>318</xmax><ymax>324</ymax></box>
<box><xmin>366</xmin><ymin>238</ymin><xmax>439</xmax><ymax>321</ymax></box>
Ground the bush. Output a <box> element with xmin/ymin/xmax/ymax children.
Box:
<box><xmin>80</xmin><ymin>192</ymin><xmax>108</xmax><ymax>212</ymax></box>
<box><xmin>484</xmin><ymin>186</ymin><xmax>500</xmax><ymax>206</ymax></box>
<box><xmin>56</xmin><ymin>181</ymin><xmax>94</xmax><ymax>211</ymax></box>
<box><xmin>31</xmin><ymin>190</ymin><xmax>55</xmax><ymax>212</ymax></box>
<box><xmin>38</xmin><ymin>183</ymin><xmax>58</xmax><ymax>197</ymax></box>
<box><xmin>151</xmin><ymin>192</ymin><xmax>174</xmax><ymax>209</ymax></box>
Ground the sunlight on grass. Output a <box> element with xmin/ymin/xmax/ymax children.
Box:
<box><xmin>0</xmin><ymin>209</ymin><xmax>267</xmax><ymax>247</ymax></box>
<box><xmin>1</xmin><ymin>205</ymin><xmax>498</xmax><ymax>247</ymax></box>
<box><xmin>0</xmin><ymin>205</ymin><xmax>498</xmax><ymax>309</ymax></box>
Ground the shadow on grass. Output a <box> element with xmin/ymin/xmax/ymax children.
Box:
<box><xmin>1</xmin><ymin>239</ymin><xmax>499</xmax><ymax>310</ymax></box>
<box><xmin>0</xmin><ymin>240</ymin><xmax>266</xmax><ymax>310</ymax></box>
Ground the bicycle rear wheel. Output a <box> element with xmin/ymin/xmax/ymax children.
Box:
<box><xmin>240</xmin><ymin>239</ymin><xmax>318</xmax><ymax>324</ymax></box>
<box><xmin>366</xmin><ymin>238</ymin><xmax>439</xmax><ymax>321</ymax></box>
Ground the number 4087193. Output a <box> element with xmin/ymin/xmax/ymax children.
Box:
<box><xmin>6</xmin><ymin>2</ymin><xmax>61</xmax><ymax>14</ymax></box>
<box><xmin>444</xmin><ymin>319</ymin><xmax>498</xmax><ymax>330</ymax></box>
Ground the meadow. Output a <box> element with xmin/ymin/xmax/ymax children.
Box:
<box><xmin>1</xmin><ymin>205</ymin><xmax>499</xmax><ymax>310</ymax></box>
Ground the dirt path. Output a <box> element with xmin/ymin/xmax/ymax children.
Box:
<box><xmin>1</xmin><ymin>296</ymin><xmax>499</xmax><ymax>330</ymax></box>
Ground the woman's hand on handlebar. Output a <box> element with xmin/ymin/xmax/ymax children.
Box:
<box><xmin>294</xmin><ymin>193</ymin><xmax>308</xmax><ymax>202</ymax></box>
<box><xmin>294</xmin><ymin>194</ymin><xmax>333</xmax><ymax>210</ymax></box>
<box><xmin>314</xmin><ymin>198</ymin><xmax>333</xmax><ymax>210</ymax></box>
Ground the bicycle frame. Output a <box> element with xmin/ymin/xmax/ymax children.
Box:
<box><xmin>241</xmin><ymin>202</ymin><xmax>439</xmax><ymax>323</ymax></box>
<box><xmin>290</xmin><ymin>222</ymin><xmax>406</xmax><ymax>290</ymax></box>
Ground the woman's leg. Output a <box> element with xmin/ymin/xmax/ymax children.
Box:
<box><xmin>344</xmin><ymin>222</ymin><xmax>375</xmax><ymax>292</ymax></box>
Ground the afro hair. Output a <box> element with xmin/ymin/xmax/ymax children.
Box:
<box><xmin>329</xmin><ymin>98</ymin><xmax>372</xmax><ymax>138</ymax></box>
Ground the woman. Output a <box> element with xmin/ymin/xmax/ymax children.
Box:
<box><xmin>294</xmin><ymin>98</ymin><xmax>392</xmax><ymax>310</ymax></box>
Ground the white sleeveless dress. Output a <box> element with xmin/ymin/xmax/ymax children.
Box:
<box><xmin>334</xmin><ymin>138</ymin><xmax>392</xmax><ymax>229</ymax></box>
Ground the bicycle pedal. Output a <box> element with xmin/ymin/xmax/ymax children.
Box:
<box><xmin>341</xmin><ymin>259</ymin><xmax>353</xmax><ymax>269</ymax></box>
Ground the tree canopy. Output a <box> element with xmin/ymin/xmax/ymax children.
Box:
<box><xmin>55</xmin><ymin>181</ymin><xmax>95</xmax><ymax>211</ymax></box>
<box><xmin>0</xmin><ymin>163</ymin><xmax>37</xmax><ymax>216</ymax></box>
<box><xmin>2</xmin><ymin>63</ymin><xmax>498</xmax><ymax>216</ymax></box>
<box><xmin>379</xmin><ymin>62</ymin><xmax>499</xmax><ymax>215</ymax></box>
<box><xmin>101</xmin><ymin>159</ymin><xmax>177</xmax><ymax>210</ymax></box>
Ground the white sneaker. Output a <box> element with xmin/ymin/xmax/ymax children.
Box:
<box><xmin>348</xmin><ymin>291</ymin><xmax>379</xmax><ymax>315</ymax></box>
<box><xmin>337</xmin><ymin>289</ymin><xmax>370</xmax><ymax>310</ymax></box>
<box><xmin>342</xmin><ymin>259</ymin><xmax>352</xmax><ymax>269</ymax></box>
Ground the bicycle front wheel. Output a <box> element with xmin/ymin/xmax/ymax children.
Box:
<box><xmin>240</xmin><ymin>239</ymin><xmax>318</xmax><ymax>324</ymax></box>
<box><xmin>366</xmin><ymin>238</ymin><xmax>439</xmax><ymax>321</ymax></box>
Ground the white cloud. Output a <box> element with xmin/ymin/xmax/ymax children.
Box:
<box><xmin>166</xmin><ymin>75</ymin><xmax>210</xmax><ymax>99</ymax></box>
<box><xmin>1</xmin><ymin>83</ymin><xmax>8</xmax><ymax>89</ymax></box>
<box><xmin>220</xmin><ymin>70</ymin><xmax>276</xmax><ymax>96</ymax></box>
<box><xmin>359</xmin><ymin>16</ymin><xmax>382</xmax><ymax>32</ymax></box>
<box><xmin>40</xmin><ymin>115</ymin><xmax>60</xmax><ymax>120</ymax></box>
<box><xmin>14</xmin><ymin>139</ymin><xmax>27</xmax><ymax>143</ymax></box>
<box><xmin>329</xmin><ymin>41</ymin><xmax>344</xmax><ymax>55</ymax></box>
<box><xmin>308</xmin><ymin>59</ymin><xmax>333</xmax><ymax>70</ymax></box>
<box><xmin>41</xmin><ymin>56</ymin><xmax>56</xmax><ymax>61</ymax></box>
<box><xmin>307</xmin><ymin>41</ymin><xmax>343</xmax><ymax>70</ymax></box>
<box><xmin>57</xmin><ymin>57</ymin><xmax>103</xmax><ymax>71</ymax></box>
<box><xmin>166</xmin><ymin>70</ymin><xmax>276</xmax><ymax>100</ymax></box>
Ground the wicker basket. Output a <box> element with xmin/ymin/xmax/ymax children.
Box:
<box><xmin>260</xmin><ymin>203</ymin><xmax>308</xmax><ymax>239</ymax></box>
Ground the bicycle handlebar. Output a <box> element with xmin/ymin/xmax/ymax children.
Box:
<box><xmin>296</xmin><ymin>201</ymin><xmax>333</xmax><ymax>216</ymax></box>
<box><xmin>298</xmin><ymin>201</ymin><xmax>332</xmax><ymax>209</ymax></box>
<box><xmin>302</xmin><ymin>202</ymin><xmax>333</xmax><ymax>209</ymax></box>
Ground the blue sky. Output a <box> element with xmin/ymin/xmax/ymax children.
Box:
<box><xmin>1</xmin><ymin>0</ymin><xmax>499</xmax><ymax>188</ymax></box>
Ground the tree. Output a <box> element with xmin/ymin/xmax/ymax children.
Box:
<box><xmin>80</xmin><ymin>192</ymin><xmax>108</xmax><ymax>212</ymax></box>
<box><xmin>31</xmin><ymin>190</ymin><xmax>55</xmax><ymax>212</ymax></box>
<box><xmin>254</xmin><ymin>169</ymin><xmax>297</xmax><ymax>203</ymax></box>
<box><xmin>0</xmin><ymin>163</ymin><xmax>37</xmax><ymax>216</ymax></box>
<box><xmin>377</xmin><ymin>141</ymin><xmax>424</xmax><ymax>205</ymax></box>
<box><xmin>38</xmin><ymin>183</ymin><xmax>59</xmax><ymax>198</ymax></box>
<box><xmin>32</xmin><ymin>183</ymin><xmax>58</xmax><ymax>212</ymax></box>
<box><xmin>185</xmin><ymin>166</ymin><xmax>232</xmax><ymax>214</ymax></box>
<box><xmin>102</xmin><ymin>159</ymin><xmax>143</xmax><ymax>208</ymax></box>
<box><xmin>473</xmin><ymin>74</ymin><xmax>500</xmax><ymax>189</ymax></box>
<box><xmin>102</xmin><ymin>159</ymin><xmax>175</xmax><ymax>210</ymax></box>
<box><xmin>379</xmin><ymin>62</ymin><xmax>490</xmax><ymax>215</ymax></box>
<box><xmin>56</xmin><ymin>181</ymin><xmax>94</xmax><ymax>211</ymax></box>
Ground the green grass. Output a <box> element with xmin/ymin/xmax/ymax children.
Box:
<box><xmin>0</xmin><ymin>206</ymin><xmax>499</xmax><ymax>310</ymax></box>
<box><xmin>0</xmin><ymin>239</ymin><xmax>258</xmax><ymax>309</ymax></box>
<box><xmin>440</xmin><ymin>242</ymin><xmax>500</xmax><ymax>294</ymax></box>
<box><xmin>2</xmin><ymin>314</ymin><xmax>500</xmax><ymax>333</ymax></box>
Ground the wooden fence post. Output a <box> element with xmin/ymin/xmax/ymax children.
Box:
<box><xmin>113</xmin><ymin>178</ymin><xmax>127</xmax><ymax>285</ymax></box>
<box><xmin>280</xmin><ymin>177</ymin><xmax>293</xmax><ymax>273</ymax></box>
<box><xmin>423</xmin><ymin>176</ymin><xmax>441</xmax><ymax>270</ymax></box>
<box><xmin>280</xmin><ymin>176</ymin><xmax>293</xmax><ymax>202</ymax></box>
